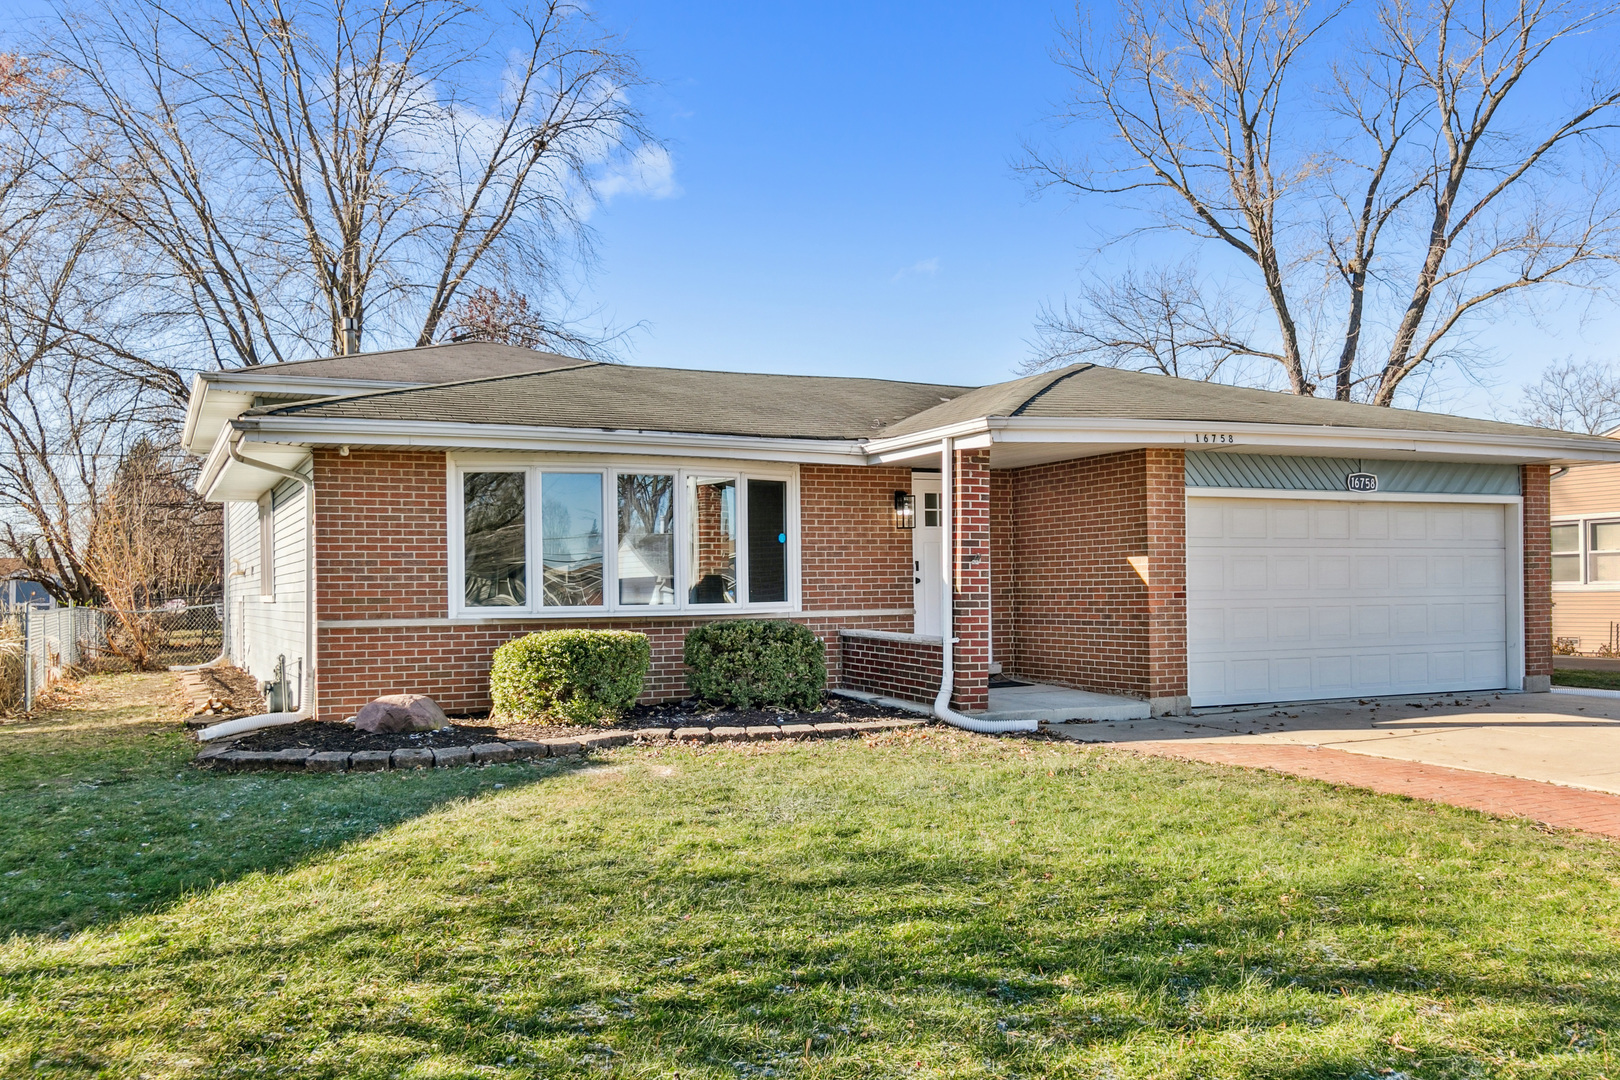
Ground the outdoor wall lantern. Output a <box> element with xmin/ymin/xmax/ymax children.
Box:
<box><xmin>893</xmin><ymin>491</ymin><xmax>917</xmax><ymax>529</ymax></box>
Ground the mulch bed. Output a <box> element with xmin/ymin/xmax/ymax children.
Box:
<box><xmin>221</xmin><ymin>694</ymin><xmax>922</xmax><ymax>754</ymax></box>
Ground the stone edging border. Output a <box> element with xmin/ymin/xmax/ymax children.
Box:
<box><xmin>197</xmin><ymin>718</ymin><xmax>929</xmax><ymax>773</ymax></box>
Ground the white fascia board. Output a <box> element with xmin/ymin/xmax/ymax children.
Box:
<box><xmin>180</xmin><ymin>373</ymin><xmax>211</xmax><ymax>455</ymax></box>
<box><xmin>231</xmin><ymin>416</ymin><xmax>871</xmax><ymax>465</ymax></box>
<box><xmin>862</xmin><ymin>419</ymin><xmax>993</xmax><ymax>463</ymax></box>
<box><xmin>867</xmin><ymin>415</ymin><xmax>1620</xmax><ymax>464</ymax></box>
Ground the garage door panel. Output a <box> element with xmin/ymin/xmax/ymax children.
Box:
<box><xmin>1274</xmin><ymin>606</ymin><xmax>1311</xmax><ymax>642</ymax></box>
<box><xmin>1354</xmin><ymin>556</ymin><xmax>1390</xmax><ymax>589</ymax></box>
<box><xmin>1393</xmin><ymin>604</ymin><xmax>1428</xmax><ymax>635</ymax></box>
<box><xmin>1316</xmin><ymin>605</ymin><xmax>1352</xmax><ymax>639</ymax></box>
<box><xmin>1315</xmin><ymin>508</ymin><xmax>1350</xmax><ymax>538</ymax></box>
<box><xmin>1187</xmin><ymin>497</ymin><xmax>1510</xmax><ymax>707</ymax></box>
<box><xmin>1394</xmin><ymin>652</ymin><xmax>1430</xmax><ymax>684</ymax></box>
<box><xmin>1231</xmin><ymin>557</ymin><xmax>1268</xmax><ymax>589</ymax></box>
<box><xmin>1273</xmin><ymin>506</ymin><xmax>1309</xmax><ymax>537</ymax></box>
<box><xmin>1466</xmin><ymin>507</ymin><xmax>1505</xmax><ymax>541</ymax></box>
<box><xmin>1355</xmin><ymin>507</ymin><xmax>1389</xmax><ymax>538</ymax></box>
<box><xmin>1315</xmin><ymin>556</ymin><xmax>1351</xmax><ymax>589</ymax></box>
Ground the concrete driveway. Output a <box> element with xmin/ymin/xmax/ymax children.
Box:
<box><xmin>1051</xmin><ymin>690</ymin><xmax>1620</xmax><ymax>795</ymax></box>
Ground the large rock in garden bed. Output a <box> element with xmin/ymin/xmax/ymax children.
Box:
<box><xmin>353</xmin><ymin>694</ymin><xmax>450</xmax><ymax>733</ymax></box>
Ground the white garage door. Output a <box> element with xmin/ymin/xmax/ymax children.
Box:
<box><xmin>1187</xmin><ymin>498</ymin><xmax>1510</xmax><ymax>707</ymax></box>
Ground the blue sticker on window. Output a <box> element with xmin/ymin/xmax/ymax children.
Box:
<box><xmin>778</xmin><ymin>533</ymin><xmax>786</xmax><ymax>544</ymax></box>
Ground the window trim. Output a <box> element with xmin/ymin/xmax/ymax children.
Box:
<box><xmin>447</xmin><ymin>454</ymin><xmax>800</xmax><ymax>619</ymax></box>
<box><xmin>257</xmin><ymin>492</ymin><xmax>276</xmax><ymax>601</ymax></box>
<box><xmin>1551</xmin><ymin>515</ymin><xmax>1620</xmax><ymax>590</ymax></box>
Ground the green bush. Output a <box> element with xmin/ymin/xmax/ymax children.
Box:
<box><xmin>489</xmin><ymin>630</ymin><xmax>650</xmax><ymax>724</ymax></box>
<box><xmin>684</xmin><ymin>620</ymin><xmax>826</xmax><ymax>710</ymax></box>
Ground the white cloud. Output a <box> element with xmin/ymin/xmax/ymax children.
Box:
<box><xmin>595</xmin><ymin>144</ymin><xmax>681</xmax><ymax>206</ymax></box>
<box><xmin>892</xmin><ymin>257</ymin><xmax>940</xmax><ymax>282</ymax></box>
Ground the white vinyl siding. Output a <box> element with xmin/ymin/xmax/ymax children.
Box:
<box><xmin>225</xmin><ymin>478</ymin><xmax>307</xmax><ymax>703</ymax></box>
<box><xmin>1187</xmin><ymin>498</ymin><xmax>1512</xmax><ymax>707</ymax></box>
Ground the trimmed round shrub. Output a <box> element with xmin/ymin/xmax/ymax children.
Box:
<box><xmin>490</xmin><ymin>629</ymin><xmax>650</xmax><ymax>724</ymax></box>
<box><xmin>684</xmin><ymin>620</ymin><xmax>826</xmax><ymax>710</ymax></box>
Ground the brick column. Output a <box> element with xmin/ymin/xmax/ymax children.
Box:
<box><xmin>1145</xmin><ymin>448</ymin><xmax>1189</xmax><ymax>715</ymax></box>
<box><xmin>951</xmin><ymin>446</ymin><xmax>992</xmax><ymax>712</ymax></box>
<box><xmin>1522</xmin><ymin>463</ymin><xmax>1553</xmax><ymax>693</ymax></box>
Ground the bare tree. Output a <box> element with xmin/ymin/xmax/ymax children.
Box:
<box><xmin>45</xmin><ymin>0</ymin><xmax>656</xmax><ymax>366</ymax></box>
<box><xmin>1028</xmin><ymin>263</ymin><xmax>1276</xmax><ymax>382</ymax></box>
<box><xmin>1517</xmin><ymin>358</ymin><xmax>1620</xmax><ymax>434</ymax></box>
<box><xmin>0</xmin><ymin>2</ymin><xmax>662</xmax><ymax>606</ymax></box>
<box><xmin>441</xmin><ymin>284</ymin><xmax>628</xmax><ymax>360</ymax></box>
<box><xmin>1026</xmin><ymin>0</ymin><xmax>1620</xmax><ymax>404</ymax></box>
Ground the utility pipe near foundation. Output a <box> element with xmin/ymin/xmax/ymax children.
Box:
<box><xmin>227</xmin><ymin>433</ymin><xmax>316</xmax><ymax>720</ymax></box>
<box><xmin>932</xmin><ymin>435</ymin><xmax>1037</xmax><ymax>735</ymax></box>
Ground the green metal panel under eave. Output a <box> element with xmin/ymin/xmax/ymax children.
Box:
<box><xmin>1184</xmin><ymin>452</ymin><xmax>1521</xmax><ymax>496</ymax></box>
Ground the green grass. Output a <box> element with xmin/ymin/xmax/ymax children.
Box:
<box><xmin>1553</xmin><ymin>666</ymin><xmax>1620</xmax><ymax>691</ymax></box>
<box><xmin>3</xmin><ymin>675</ymin><xmax>1619</xmax><ymax>1078</ymax></box>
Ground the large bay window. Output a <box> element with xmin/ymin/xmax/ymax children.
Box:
<box><xmin>451</xmin><ymin>459</ymin><xmax>796</xmax><ymax>616</ymax></box>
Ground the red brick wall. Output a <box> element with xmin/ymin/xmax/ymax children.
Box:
<box><xmin>1523</xmin><ymin>463</ymin><xmax>1553</xmax><ymax>683</ymax></box>
<box><xmin>1145</xmin><ymin>448</ymin><xmax>1188</xmax><ymax>704</ymax></box>
<box><xmin>314</xmin><ymin>449</ymin><xmax>448</xmax><ymax>619</ymax></box>
<box><xmin>799</xmin><ymin>464</ymin><xmax>914</xmax><ymax>610</ymax></box>
<box><xmin>989</xmin><ymin>470</ymin><xmax>1014</xmax><ymax>668</ymax></box>
<box><xmin>310</xmin><ymin>450</ymin><xmax>914</xmax><ymax>719</ymax></box>
<box><xmin>841</xmin><ymin>630</ymin><xmax>942</xmax><ymax>705</ymax></box>
<box><xmin>998</xmin><ymin>450</ymin><xmax>1152</xmax><ymax>697</ymax></box>
<box><xmin>951</xmin><ymin>447</ymin><xmax>991</xmax><ymax>712</ymax></box>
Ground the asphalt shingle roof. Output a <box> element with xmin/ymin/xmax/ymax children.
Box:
<box><xmin>254</xmin><ymin>363</ymin><xmax>973</xmax><ymax>440</ymax></box>
<box><xmin>247</xmin><ymin>355</ymin><xmax>1617</xmax><ymax>450</ymax></box>
<box><xmin>879</xmin><ymin>364</ymin><xmax>1619</xmax><ymax>447</ymax></box>
<box><xmin>247</xmin><ymin>341</ymin><xmax>587</xmax><ymax>383</ymax></box>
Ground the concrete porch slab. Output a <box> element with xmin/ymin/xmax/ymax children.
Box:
<box><xmin>977</xmin><ymin>683</ymin><xmax>1150</xmax><ymax>723</ymax></box>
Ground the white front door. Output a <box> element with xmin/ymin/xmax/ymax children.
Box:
<box><xmin>912</xmin><ymin>474</ymin><xmax>942</xmax><ymax>636</ymax></box>
<box><xmin>1186</xmin><ymin>497</ymin><xmax>1511</xmax><ymax>707</ymax></box>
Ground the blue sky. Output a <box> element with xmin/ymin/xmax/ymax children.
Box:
<box><xmin>575</xmin><ymin>0</ymin><xmax>1082</xmax><ymax>388</ymax></box>
<box><xmin>575</xmin><ymin>0</ymin><xmax>1620</xmax><ymax>419</ymax></box>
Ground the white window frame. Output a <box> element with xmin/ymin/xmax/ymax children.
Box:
<box><xmin>447</xmin><ymin>454</ymin><xmax>800</xmax><ymax>619</ymax></box>
<box><xmin>1551</xmin><ymin>515</ymin><xmax>1620</xmax><ymax>590</ymax></box>
<box><xmin>257</xmin><ymin>492</ymin><xmax>276</xmax><ymax>601</ymax></box>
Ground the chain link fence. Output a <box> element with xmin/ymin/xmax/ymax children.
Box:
<box><xmin>0</xmin><ymin>603</ymin><xmax>223</xmax><ymax>712</ymax></box>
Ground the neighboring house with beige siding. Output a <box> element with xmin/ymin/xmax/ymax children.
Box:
<box><xmin>1550</xmin><ymin>456</ymin><xmax>1620</xmax><ymax>652</ymax></box>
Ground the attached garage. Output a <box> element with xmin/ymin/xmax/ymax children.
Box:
<box><xmin>1184</xmin><ymin>454</ymin><xmax>1524</xmax><ymax>708</ymax></box>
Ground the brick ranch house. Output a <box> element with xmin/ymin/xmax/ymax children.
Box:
<box><xmin>180</xmin><ymin>342</ymin><xmax>1620</xmax><ymax>722</ymax></box>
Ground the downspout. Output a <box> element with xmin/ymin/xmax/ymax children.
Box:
<box><xmin>199</xmin><ymin>434</ymin><xmax>316</xmax><ymax>739</ymax></box>
<box><xmin>932</xmin><ymin>435</ymin><xmax>1038</xmax><ymax>735</ymax></box>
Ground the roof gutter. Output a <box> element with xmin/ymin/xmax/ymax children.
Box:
<box><xmin>864</xmin><ymin>415</ymin><xmax>1620</xmax><ymax>464</ymax></box>
<box><xmin>231</xmin><ymin>415</ymin><xmax>873</xmax><ymax>464</ymax></box>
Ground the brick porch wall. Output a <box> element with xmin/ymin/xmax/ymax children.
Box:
<box><xmin>1144</xmin><ymin>448</ymin><xmax>1188</xmax><ymax>709</ymax></box>
<box><xmin>1522</xmin><ymin>463</ymin><xmax>1553</xmax><ymax>689</ymax></box>
<box><xmin>310</xmin><ymin>449</ymin><xmax>913</xmax><ymax>720</ymax></box>
<box><xmin>841</xmin><ymin>630</ymin><xmax>942</xmax><ymax>705</ymax></box>
<box><xmin>951</xmin><ymin>447</ymin><xmax>992</xmax><ymax>712</ymax></box>
<box><xmin>997</xmin><ymin>450</ymin><xmax>1152</xmax><ymax>697</ymax></box>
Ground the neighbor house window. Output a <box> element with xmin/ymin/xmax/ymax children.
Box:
<box><xmin>1552</xmin><ymin>522</ymin><xmax>1581</xmax><ymax>583</ymax></box>
<box><xmin>463</xmin><ymin>471</ymin><xmax>527</xmax><ymax>607</ymax></box>
<box><xmin>1590</xmin><ymin>520</ymin><xmax>1620</xmax><ymax>583</ymax></box>
<box><xmin>452</xmin><ymin>461</ymin><xmax>796</xmax><ymax>615</ymax></box>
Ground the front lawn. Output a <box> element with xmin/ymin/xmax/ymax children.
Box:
<box><xmin>2</xmin><ymin>675</ymin><xmax>1618</xmax><ymax>1078</ymax></box>
<box><xmin>1554</xmin><ymin>667</ymin><xmax>1620</xmax><ymax>691</ymax></box>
